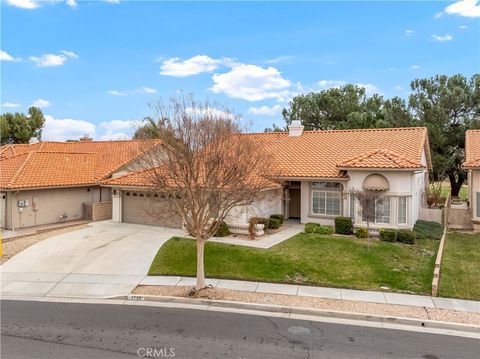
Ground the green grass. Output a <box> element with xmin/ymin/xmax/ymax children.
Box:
<box><xmin>438</xmin><ymin>185</ymin><xmax>468</xmax><ymax>200</ymax></box>
<box><xmin>149</xmin><ymin>234</ymin><xmax>439</xmax><ymax>294</ymax></box>
<box><xmin>438</xmin><ymin>232</ymin><xmax>480</xmax><ymax>301</ymax></box>
<box><xmin>413</xmin><ymin>220</ymin><xmax>444</xmax><ymax>240</ymax></box>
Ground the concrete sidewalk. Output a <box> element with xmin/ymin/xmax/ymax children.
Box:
<box><xmin>139</xmin><ymin>276</ymin><xmax>480</xmax><ymax>314</ymax></box>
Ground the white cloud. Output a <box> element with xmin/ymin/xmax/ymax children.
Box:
<box><xmin>265</xmin><ymin>55</ymin><xmax>295</xmax><ymax>64</ymax></box>
<box><xmin>185</xmin><ymin>107</ymin><xmax>237</xmax><ymax>120</ymax></box>
<box><xmin>247</xmin><ymin>105</ymin><xmax>283</xmax><ymax>116</ymax></box>
<box><xmin>60</xmin><ymin>50</ymin><xmax>79</xmax><ymax>58</ymax></box>
<box><xmin>136</xmin><ymin>86</ymin><xmax>157</xmax><ymax>94</ymax></box>
<box><xmin>107</xmin><ymin>90</ymin><xmax>128</xmax><ymax>96</ymax></box>
<box><xmin>405</xmin><ymin>29</ymin><xmax>415</xmax><ymax>36</ymax></box>
<box><xmin>0</xmin><ymin>50</ymin><xmax>21</xmax><ymax>62</ymax></box>
<box><xmin>42</xmin><ymin>115</ymin><xmax>96</xmax><ymax>141</ymax></box>
<box><xmin>99</xmin><ymin>120</ymin><xmax>137</xmax><ymax>140</ymax></box>
<box><xmin>356</xmin><ymin>83</ymin><xmax>380</xmax><ymax>96</ymax></box>
<box><xmin>318</xmin><ymin>80</ymin><xmax>347</xmax><ymax>89</ymax></box>
<box><xmin>430</xmin><ymin>34</ymin><xmax>453</xmax><ymax>42</ymax></box>
<box><xmin>104</xmin><ymin>0</ymin><xmax>120</xmax><ymax>3</ymax></box>
<box><xmin>444</xmin><ymin>0</ymin><xmax>480</xmax><ymax>18</ymax></box>
<box><xmin>211</xmin><ymin>64</ymin><xmax>291</xmax><ymax>102</ymax></box>
<box><xmin>160</xmin><ymin>55</ymin><xmax>227</xmax><ymax>77</ymax></box>
<box><xmin>410</xmin><ymin>64</ymin><xmax>421</xmax><ymax>70</ymax></box>
<box><xmin>394</xmin><ymin>85</ymin><xmax>403</xmax><ymax>91</ymax></box>
<box><xmin>32</xmin><ymin>99</ymin><xmax>51</xmax><ymax>108</ymax></box>
<box><xmin>29</xmin><ymin>51</ymin><xmax>78</xmax><ymax>67</ymax></box>
<box><xmin>5</xmin><ymin>0</ymin><xmax>39</xmax><ymax>9</ymax></box>
<box><xmin>2</xmin><ymin>102</ymin><xmax>21</xmax><ymax>108</ymax></box>
<box><xmin>458</xmin><ymin>25</ymin><xmax>469</xmax><ymax>29</ymax></box>
<box><xmin>99</xmin><ymin>120</ymin><xmax>137</xmax><ymax>131</ymax></box>
<box><xmin>65</xmin><ymin>0</ymin><xmax>77</xmax><ymax>8</ymax></box>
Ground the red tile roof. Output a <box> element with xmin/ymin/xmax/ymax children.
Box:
<box><xmin>105</xmin><ymin>127</ymin><xmax>430</xmax><ymax>188</ymax></box>
<box><xmin>337</xmin><ymin>149</ymin><xmax>424</xmax><ymax>170</ymax></box>
<box><xmin>463</xmin><ymin>130</ymin><xmax>480</xmax><ymax>169</ymax></box>
<box><xmin>0</xmin><ymin>140</ymin><xmax>162</xmax><ymax>189</ymax></box>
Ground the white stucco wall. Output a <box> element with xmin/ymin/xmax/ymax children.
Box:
<box><xmin>470</xmin><ymin>169</ymin><xmax>480</xmax><ymax>220</ymax></box>
<box><xmin>225</xmin><ymin>188</ymin><xmax>283</xmax><ymax>225</ymax></box>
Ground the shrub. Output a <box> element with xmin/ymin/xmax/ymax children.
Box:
<box><xmin>335</xmin><ymin>217</ymin><xmax>353</xmax><ymax>235</ymax></box>
<box><xmin>215</xmin><ymin>221</ymin><xmax>230</xmax><ymax>237</ymax></box>
<box><xmin>379</xmin><ymin>228</ymin><xmax>397</xmax><ymax>242</ymax></box>
<box><xmin>317</xmin><ymin>225</ymin><xmax>334</xmax><ymax>235</ymax></box>
<box><xmin>270</xmin><ymin>214</ymin><xmax>284</xmax><ymax>225</ymax></box>
<box><xmin>268</xmin><ymin>218</ymin><xmax>281</xmax><ymax>229</ymax></box>
<box><xmin>250</xmin><ymin>217</ymin><xmax>270</xmax><ymax>232</ymax></box>
<box><xmin>355</xmin><ymin>227</ymin><xmax>368</xmax><ymax>238</ymax></box>
<box><xmin>304</xmin><ymin>222</ymin><xmax>334</xmax><ymax>234</ymax></box>
<box><xmin>413</xmin><ymin>220</ymin><xmax>443</xmax><ymax>240</ymax></box>
<box><xmin>304</xmin><ymin>222</ymin><xmax>320</xmax><ymax>233</ymax></box>
<box><xmin>397</xmin><ymin>229</ymin><xmax>416</xmax><ymax>244</ymax></box>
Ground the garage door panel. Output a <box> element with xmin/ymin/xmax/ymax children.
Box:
<box><xmin>122</xmin><ymin>192</ymin><xmax>182</xmax><ymax>228</ymax></box>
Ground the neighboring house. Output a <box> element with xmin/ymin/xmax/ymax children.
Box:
<box><xmin>462</xmin><ymin>129</ymin><xmax>480</xmax><ymax>231</ymax></box>
<box><xmin>104</xmin><ymin>123</ymin><xmax>432</xmax><ymax>231</ymax></box>
<box><xmin>0</xmin><ymin>139</ymin><xmax>162</xmax><ymax>230</ymax></box>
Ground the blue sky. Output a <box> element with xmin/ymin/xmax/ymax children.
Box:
<box><xmin>1</xmin><ymin>0</ymin><xmax>479</xmax><ymax>141</ymax></box>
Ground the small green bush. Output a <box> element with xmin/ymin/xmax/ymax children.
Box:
<box><xmin>335</xmin><ymin>217</ymin><xmax>353</xmax><ymax>235</ymax></box>
<box><xmin>215</xmin><ymin>221</ymin><xmax>230</xmax><ymax>237</ymax></box>
<box><xmin>355</xmin><ymin>227</ymin><xmax>369</xmax><ymax>238</ymax></box>
<box><xmin>413</xmin><ymin>220</ymin><xmax>443</xmax><ymax>240</ymax></box>
<box><xmin>379</xmin><ymin>228</ymin><xmax>397</xmax><ymax>242</ymax></box>
<box><xmin>304</xmin><ymin>222</ymin><xmax>320</xmax><ymax>233</ymax></box>
<box><xmin>397</xmin><ymin>229</ymin><xmax>416</xmax><ymax>244</ymax></box>
<box><xmin>270</xmin><ymin>214</ymin><xmax>284</xmax><ymax>225</ymax></box>
<box><xmin>268</xmin><ymin>218</ymin><xmax>281</xmax><ymax>229</ymax></box>
<box><xmin>304</xmin><ymin>222</ymin><xmax>334</xmax><ymax>234</ymax></box>
<box><xmin>317</xmin><ymin>225</ymin><xmax>334</xmax><ymax>235</ymax></box>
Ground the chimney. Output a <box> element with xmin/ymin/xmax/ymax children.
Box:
<box><xmin>288</xmin><ymin>120</ymin><xmax>304</xmax><ymax>137</ymax></box>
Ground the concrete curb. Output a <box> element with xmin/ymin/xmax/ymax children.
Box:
<box><xmin>112</xmin><ymin>294</ymin><xmax>480</xmax><ymax>335</ymax></box>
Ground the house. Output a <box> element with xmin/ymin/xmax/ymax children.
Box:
<box><xmin>0</xmin><ymin>139</ymin><xmax>163</xmax><ymax>230</ymax></box>
<box><xmin>462</xmin><ymin>129</ymin><xmax>480</xmax><ymax>231</ymax></box>
<box><xmin>104</xmin><ymin>123</ymin><xmax>432</xmax><ymax>231</ymax></box>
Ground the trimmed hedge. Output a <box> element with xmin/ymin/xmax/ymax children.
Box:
<box><xmin>355</xmin><ymin>227</ymin><xmax>368</xmax><ymax>239</ymax></box>
<box><xmin>379</xmin><ymin>228</ymin><xmax>397</xmax><ymax>242</ymax></box>
<box><xmin>335</xmin><ymin>217</ymin><xmax>353</xmax><ymax>235</ymax></box>
<box><xmin>215</xmin><ymin>221</ymin><xmax>230</xmax><ymax>237</ymax></box>
<box><xmin>250</xmin><ymin>217</ymin><xmax>270</xmax><ymax>231</ymax></box>
<box><xmin>397</xmin><ymin>229</ymin><xmax>416</xmax><ymax>244</ymax></box>
<box><xmin>413</xmin><ymin>220</ymin><xmax>443</xmax><ymax>240</ymax></box>
<box><xmin>304</xmin><ymin>223</ymin><xmax>334</xmax><ymax>234</ymax></box>
<box><xmin>270</xmin><ymin>214</ymin><xmax>284</xmax><ymax>225</ymax></box>
<box><xmin>268</xmin><ymin>218</ymin><xmax>281</xmax><ymax>229</ymax></box>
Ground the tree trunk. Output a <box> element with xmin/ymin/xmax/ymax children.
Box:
<box><xmin>448</xmin><ymin>174</ymin><xmax>465</xmax><ymax>198</ymax></box>
<box><xmin>195</xmin><ymin>239</ymin><xmax>206</xmax><ymax>291</ymax></box>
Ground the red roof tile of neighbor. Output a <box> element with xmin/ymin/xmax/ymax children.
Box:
<box><xmin>0</xmin><ymin>140</ymin><xmax>162</xmax><ymax>189</ymax></box>
<box><xmin>105</xmin><ymin>127</ymin><xmax>430</xmax><ymax>188</ymax></box>
<box><xmin>463</xmin><ymin>130</ymin><xmax>480</xmax><ymax>169</ymax></box>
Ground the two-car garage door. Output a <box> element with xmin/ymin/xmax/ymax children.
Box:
<box><xmin>122</xmin><ymin>191</ymin><xmax>182</xmax><ymax>228</ymax></box>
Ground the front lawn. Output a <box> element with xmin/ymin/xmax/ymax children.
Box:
<box><xmin>438</xmin><ymin>232</ymin><xmax>480</xmax><ymax>301</ymax></box>
<box><xmin>149</xmin><ymin>234</ymin><xmax>439</xmax><ymax>294</ymax></box>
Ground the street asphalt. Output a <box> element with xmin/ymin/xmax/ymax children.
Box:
<box><xmin>1</xmin><ymin>300</ymin><xmax>478</xmax><ymax>359</ymax></box>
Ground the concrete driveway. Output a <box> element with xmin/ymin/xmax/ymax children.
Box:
<box><xmin>1</xmin><ymin>221</ymin><xmax>183</xmax><ymax>298</ymax></box>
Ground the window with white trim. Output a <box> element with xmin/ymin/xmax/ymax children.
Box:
<box><xmin>312</xmin><ymin>191</ymin><xmax>341</xmax><ymax>216</ymax></box>
<box><xmin>362</xmin><ymin>196</ymin><xmax>391</xmax><ymax>224</ymax></box>
<box><xmin>398</xmin><ymin>196</ymin><xmax>407</xmax><ymax>224</ymax></box>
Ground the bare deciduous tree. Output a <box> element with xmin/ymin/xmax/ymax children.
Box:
<box><xmin>138</xmin><ymin>96</ymin><xmax>275</xmax><ymax>291</ymax></box>
<box><xmin>352</xmin><ymin>189</ymin><xmax>384</xmax><ymax>245</ymax></box>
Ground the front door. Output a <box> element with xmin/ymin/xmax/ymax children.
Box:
<box><xmin>288</xmin><ymin>188</ymin><xmax>301</xmax><ymax>219</ymax></box>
